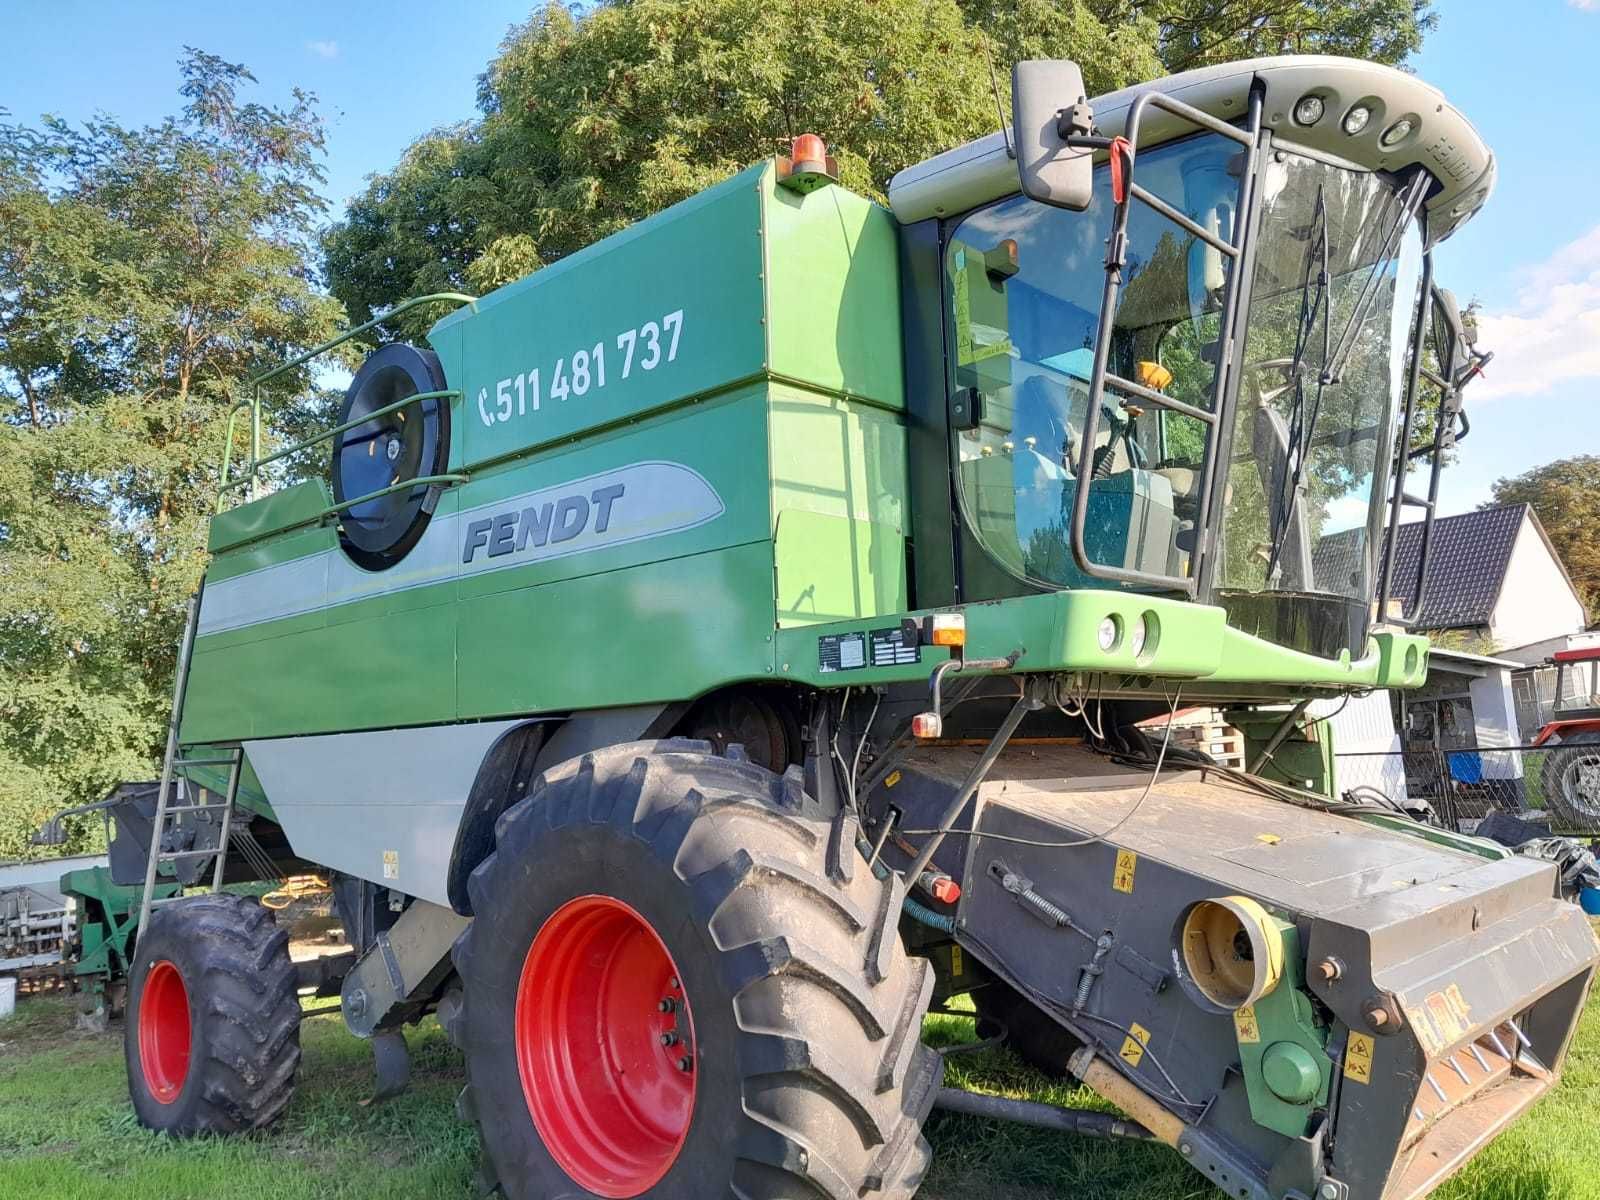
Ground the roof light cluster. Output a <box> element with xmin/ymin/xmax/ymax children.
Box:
<box><xmin>1292</xmin><ymin>90</ymin><xmax>1417</xmax><ymax>155</ymax></box>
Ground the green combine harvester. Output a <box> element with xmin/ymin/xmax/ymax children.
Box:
<box><xmin>109</xmin><ymin>54</ymin><xmax>1597</xmax><ymax>1200</ymax></box>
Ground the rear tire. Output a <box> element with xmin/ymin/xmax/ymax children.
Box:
<box><xmin>125</xmin><ymin>893</ymin><xmax>302</xmax><ymax>1134</ymax></box>
<box><xmin>453</xmin><ymin>739</ymin><xmax>942</xmax><ymax>1199</ymax></box>
<box><xmin>1541</xmin><ymin>734</ymin><xmax>1600</xmax><ymax>829</ymax></box>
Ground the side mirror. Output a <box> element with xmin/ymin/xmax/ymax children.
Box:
<box><xmin>30</xmin><ymin>817</ymin><xmax>66</xmax><ymax>847</ymax></box>
<box><xmin>1012</xmin><ymin>60</ymin><xmax>1094</xmax><ymax>212</ymax></box>
<box><xmin>1432</xmin><ymin>287</ymin><xmax>1469</xmax><ymax>379</ymax></box>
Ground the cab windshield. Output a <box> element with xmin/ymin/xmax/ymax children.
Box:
<box><xmin>944</xmin><ymin>135</ymin><xmax>1424</xmax><ymax>656</ymax></box>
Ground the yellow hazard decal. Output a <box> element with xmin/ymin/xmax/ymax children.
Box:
<box><xmin>884</xmin><ymin>769</ymin><xmax>902</xmax><ymax>789</ymax></box>
<box><xmin>1426</xmin><ymin>990</ymin><xmax>1466</xmax><ymax>1045</ymax></box>
<box><xmin>1344</xmin><ymin>1032</ymin><xmax>1376</xmax><ymax>1084</ymax></box>
<box><xmin>1255</xmin><ymin>833</ymin><xmax>1282</xmax><ymax>845</ymax></box>
<box><xmin>1445</xmin><ymin>984</ymin><xmax>1473</xmax><ymax>1030</ymax></box>
<box><xmin>1233</xmin><ymin>1005</ymin><xmax>1261</xmax><ymax>1044</ymax></box>
<box><xmin>1119</xmin><ymin>1022</ymin><xmax>1150</xmax><ymax>1067</ymax></box>
<box><xmin>1112</xmin><ymin>849</ymin><xmax>1137</xmax><ymax>894</ymax></box>
<box><xmin>950</xmin><ymin>944</ymin><xmax>964</xmax><ymax>977</ymax></box>
<box><xmin>382</xmin><ymin>849</ymin><xmax>399</xmax><ymax>880</ymax></box>
<box><xmin>1408</xmin><ymin>1003</ymin><xmax>1444</xmax><ymax>1056</ymax></box>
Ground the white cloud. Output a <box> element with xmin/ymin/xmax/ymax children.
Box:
<box><xmin>1468</xmin><ymin>223</ymin><xmax>1600</xmax><ymax>402</ymax></box>
<box><xmin>306</xmin><ymin>40</ymin><xmax>339</xmax><ymax>59</ymax></box>
<box><xmin>1571</xmin><ymin>0</ymin><xmax>1599</xmax><ymax>10</ymax></box>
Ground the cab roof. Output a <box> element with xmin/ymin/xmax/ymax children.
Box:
<box><xmin>888</xmin><ymin>55</ymin><xmax>1495</xmax><ymax>245</ymax></box>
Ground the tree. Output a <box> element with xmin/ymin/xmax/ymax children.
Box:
<box><xmin>0</xmin><ymin>51</ymin><xmax>345</xmax><ymax>857</ymax></box>
<box><xmin>325</xmin><ymin>0</ymin><xmax>1435</xmax><ymax>333</ymax></box>
<box><xmin>1489</xmin><ymin>457</ymin><xmax>1600</xmax><ymax>620</ymax></box>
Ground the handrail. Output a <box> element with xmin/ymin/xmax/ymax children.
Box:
<box><xmin>217</xmin><ymin>291</ymin><xmax>476</xmax><ymax>507</ymax></box>
<box><xmin>1068</xmin><ymin>87</ymin><xmax>1262</xmax><ymax>597</ymax></box>
<box><xmin>219</xmin><ymin>388</ymin><xmax>460</xmax><ymax>493</ymax></box>
<box><xmin>323</xmin><ymin>473</ymin><xmax>470</xmax><ymax>519</ymax></box>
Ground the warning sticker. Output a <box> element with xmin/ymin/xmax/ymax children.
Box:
<box><xmin>818</xmin><ymin>631</ymin><xmax>867</xmax><ymax>673</ymax></box>
<box><xmin>884</xmin><ymin>770</ymin><xmax>903</xmax><ymax>789</ymax></box>
<box><xmin>1234</xmin><ymin>1005</ymin><xmax>1261</xmax><ymax>1045</ymax></box>
<box><xmin>869</xmin><ymin>626</ymin><xmax>920</xmax><ymax>668</ymax></box>
<box><xmin>1445</xmin><ymin>984</ymin><xmax>1473</xmax><ymax>1031</ymax></box>
<box><xmin>1112</xmin><ymin>849</ymin><xmax>1137</xmax><ymax>894</ymax></box>
<box><xmin>1426</xmin><ymin>990</ymin><xmax>1466</xmax><ymax>1045</ymax></box>
<box><xmin>382</xmin><ymin>850</ymin><xmax>399</xmax><ymax>881</ymax></box>
<box><xmin>1119</xmin><ymin>1022</ymin><xmax>1151</xmax><ymax>1068</ymax></box>
<box><xmin>950</xmin><ymin>944</ymin><xmax>964</xmax><ymax>978</ymax></box>
<box><xmin>1344</xmin><ymin>1032</ymin><xmax>1376</xmax><ymax>1084</ymax></box>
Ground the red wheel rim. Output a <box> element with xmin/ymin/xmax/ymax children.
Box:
<box><xmin>515</xmin><ymin>895</ymin><xmax>697</xmax><ymax>1198</ymax></box>
<box><xmin>138</xmin><ymin>959</ymin><xmax>191</xmax><ymax>1105</ymax></box>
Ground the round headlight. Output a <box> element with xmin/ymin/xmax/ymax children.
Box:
<box><xmin>1380</xmin><ymin>118</ymin><xmax>1414</xmax><ymax>148</ymax></box>
<box><xmin>1097</xmin><ymin>616</ymin><xmax>1121</xmax><ymax>653</ymax></box>
<box><xmin>1342</xmin><ymin>105</ymin><xmax>1372</xmax><ymax>136</ymax></box>
<box><xmin>1293</xmin><ymin>95</ymin><xmax>1325</xmax><ymax>126</ymax></box>
<box><xmin>1128</xmin><ymin>615</ymin><xmax>1148</xmax><ymax>658</ymax></box>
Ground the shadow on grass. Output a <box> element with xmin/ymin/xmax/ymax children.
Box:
<box><xmin>4</xmin><ymin>977</ymin><xmax>1600</xmax><ymax>1200</ymax></box>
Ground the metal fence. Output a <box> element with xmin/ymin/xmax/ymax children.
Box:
<box><xmin>1335</xmin><ymin>743</ymin><xmax>1600</xmax><ymax>837</ymax></box>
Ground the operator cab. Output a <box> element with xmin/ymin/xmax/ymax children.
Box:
<box><xmin>891</xmin><ymin>57</ymin><xmax>1494</xmax><ymax>661</ymax></box>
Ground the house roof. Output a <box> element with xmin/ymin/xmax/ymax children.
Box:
<box><xmin>1312</xmin><ymin>504</ymin><xmax>1534</xmax><ymax>631</ymax></box>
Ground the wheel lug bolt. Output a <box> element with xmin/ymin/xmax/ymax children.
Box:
<box><xmin>678</xmin><ymin>1056</ymin><xmax>693</xmax><ymax>1072</ymax></box>
<box><xmin>658</xmin><ymin>999</ymin><xmax>675</xmax><ymax>1013</ymax></box>
<box><xmin>661</xmin><ymin>1032</ymin><xmax>679</xmax><ymax>1046</ymax></box>
<box><xmin>669</xmin><ymin>977</ymin><xmax>680</xmax><ymax>990</ymax></box>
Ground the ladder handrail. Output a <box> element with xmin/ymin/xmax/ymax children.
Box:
<box><xmin>219</xmin><ymin>291</ymin><xmax>477</xmax><ymax>507</ymax></box>
<box><xmin>138</xmin><ymin>590</ymin><xmax>249</xmax><ymax>931</ymax></box>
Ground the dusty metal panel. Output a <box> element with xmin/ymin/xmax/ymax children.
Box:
<box><xmin>244</xmin><ymin>721</ymin><xmax>523</xmax><ymax>906</ymax></box>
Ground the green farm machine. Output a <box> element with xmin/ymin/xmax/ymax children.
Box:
<box><xmin>103</xmin><ymin>54</ymin><xmax>1598</xmax><ymax>1200</ymax></box>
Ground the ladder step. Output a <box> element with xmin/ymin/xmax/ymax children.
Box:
<box><xmin>172</xmin><ymin>755</ymin><xmax>240</xmax><ymax>768</ymax></box>
<box><xmin>161</xmin><ymin>803</ymin><xmax>229</xmax><ymax>815</ymax></box>
<box><xmin>158</xmin><ymin>848</ymin><xmax>222</xmax><ymax>862</ymax></box>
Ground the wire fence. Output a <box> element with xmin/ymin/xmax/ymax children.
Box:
<box><xmin>1335</xmin><ymin>743</ymin><xmax>1600</xmax><ymax>837</ymax></box>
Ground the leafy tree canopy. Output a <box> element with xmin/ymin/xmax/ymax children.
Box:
<box><xmin>324</xmin><ymin>0</ymin><xmax>1434</xmax><ymax>335</ymax></box>
<box><xmin>1489</xmin><ymin>456</ymin><xmax>1600</xmax><ymax>620</ymax></box>
<box><xmin>0</xmin><ymin>51</ymin><xmax>345</xmax><ymax>856</ymax></box>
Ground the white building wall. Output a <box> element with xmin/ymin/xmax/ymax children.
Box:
<box><xmin>1323</xmin><ymin>691</ymin><xmax>1408</xmax><ymax>802</ymax></box>
<box><xmin>1488</xmin><ymin>517</ymin><xmax>1587</xmax><ymax>652</ymax></box>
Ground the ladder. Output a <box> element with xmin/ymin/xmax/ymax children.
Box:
<box><xmin>137</xmin><ymin>592</ymin><xmax>243</xmax><ymax>933</ymax></box>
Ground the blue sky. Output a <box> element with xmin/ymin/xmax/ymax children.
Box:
<box><xmin>4</xmin><ymin>0</ymin><xmax>1596</xmax><ymax>516</ymax></box>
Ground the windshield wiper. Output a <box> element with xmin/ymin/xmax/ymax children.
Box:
<box><xmin>1321</xmin><ymin>172</ymin><xmax>1430</xmax><ymax>386</ymax></box>
<box><xmin>1263</xmin><ymin>186</ymin><xmax>1331</xmax><ymax>586</ymax></box>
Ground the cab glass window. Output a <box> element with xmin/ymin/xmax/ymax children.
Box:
<box><xmin>945</xmin><ymin>132</ymin><xmax>1237</xmax><ymax>590</ymax></box>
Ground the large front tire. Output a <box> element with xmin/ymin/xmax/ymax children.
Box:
<box><xmin>453</xmin><ymin>740</ymin><xmax>942</xmax><ymax>1199</ymax></box>
<box><xmin>125</xmin><ymin>893</ymin><xmax>302</xmax><ymax>1133</ymax></box>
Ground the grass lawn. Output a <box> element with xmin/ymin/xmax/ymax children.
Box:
<box><xmin>1</xmin><ymin>983</ymin><xmax>1597</xmax><ymax>1200</ymax></box>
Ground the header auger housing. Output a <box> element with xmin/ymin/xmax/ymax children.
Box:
<box><xmin>111</xmin><ymin>53</ymin><xmax>1594</xmax><ymax>1200</ymax></box>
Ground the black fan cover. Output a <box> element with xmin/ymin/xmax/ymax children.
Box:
<box><xmin>330</xmin><ymin>343</ymin><xmax>450</xmax><ymax>571</ymax></box>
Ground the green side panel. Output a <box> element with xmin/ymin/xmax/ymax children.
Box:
<box><xmin>764</xmin><ymin>175</ymin><xmax>904</xmax><ymax>410</ymax></box>
<box><xmin>203</xmin><ymin>523</ymin><xmax>338</xmax><ymax>586</ymax></box>
<box><xmin>184</xmin><ymin>385</ymin><xmax>776</xmax><ymax>739</ymax></box>
<box><xmin>183</xmin><ymin>594</ymin><xmax>459</xmax><ymax>741</ymax></box>
<box><xmin>458</xmin><ymin>540</ymin><xmax>776</xmax><ymax>716</ymax></box>
<box><xmin>774</xmin><ymin>589</ymin><xmax>1432</xmax><ymax>693</ymax></box>
<box><xmin>769</xmin><ymin>384</ymin><xmax>908</xmax><ymax>626</ymax></box>
<box><xmin>208</xmin><ymin>480</ymin><xmax>332</xmax><ymax>553</ymax></box>
<box><xmin>775</xmin><ymin>511</ymin><xmax>904</xmax><ymax>626</ymax></box>
<box><xmin>434</xmin><ymin>165</ymin><xmax>768</xmax><ymax>470</ymax></box>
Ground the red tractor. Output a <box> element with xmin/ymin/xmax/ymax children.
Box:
<box><xmin>1535</xmin><ymin>646</ymin><xmax>1600</xmax><ymax>828</ymax></box>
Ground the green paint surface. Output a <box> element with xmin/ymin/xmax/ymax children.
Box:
<box><xmin>184</xmin><ymin>154</ymin><xmax>1436</xmax><ymax>751</ymax></box>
